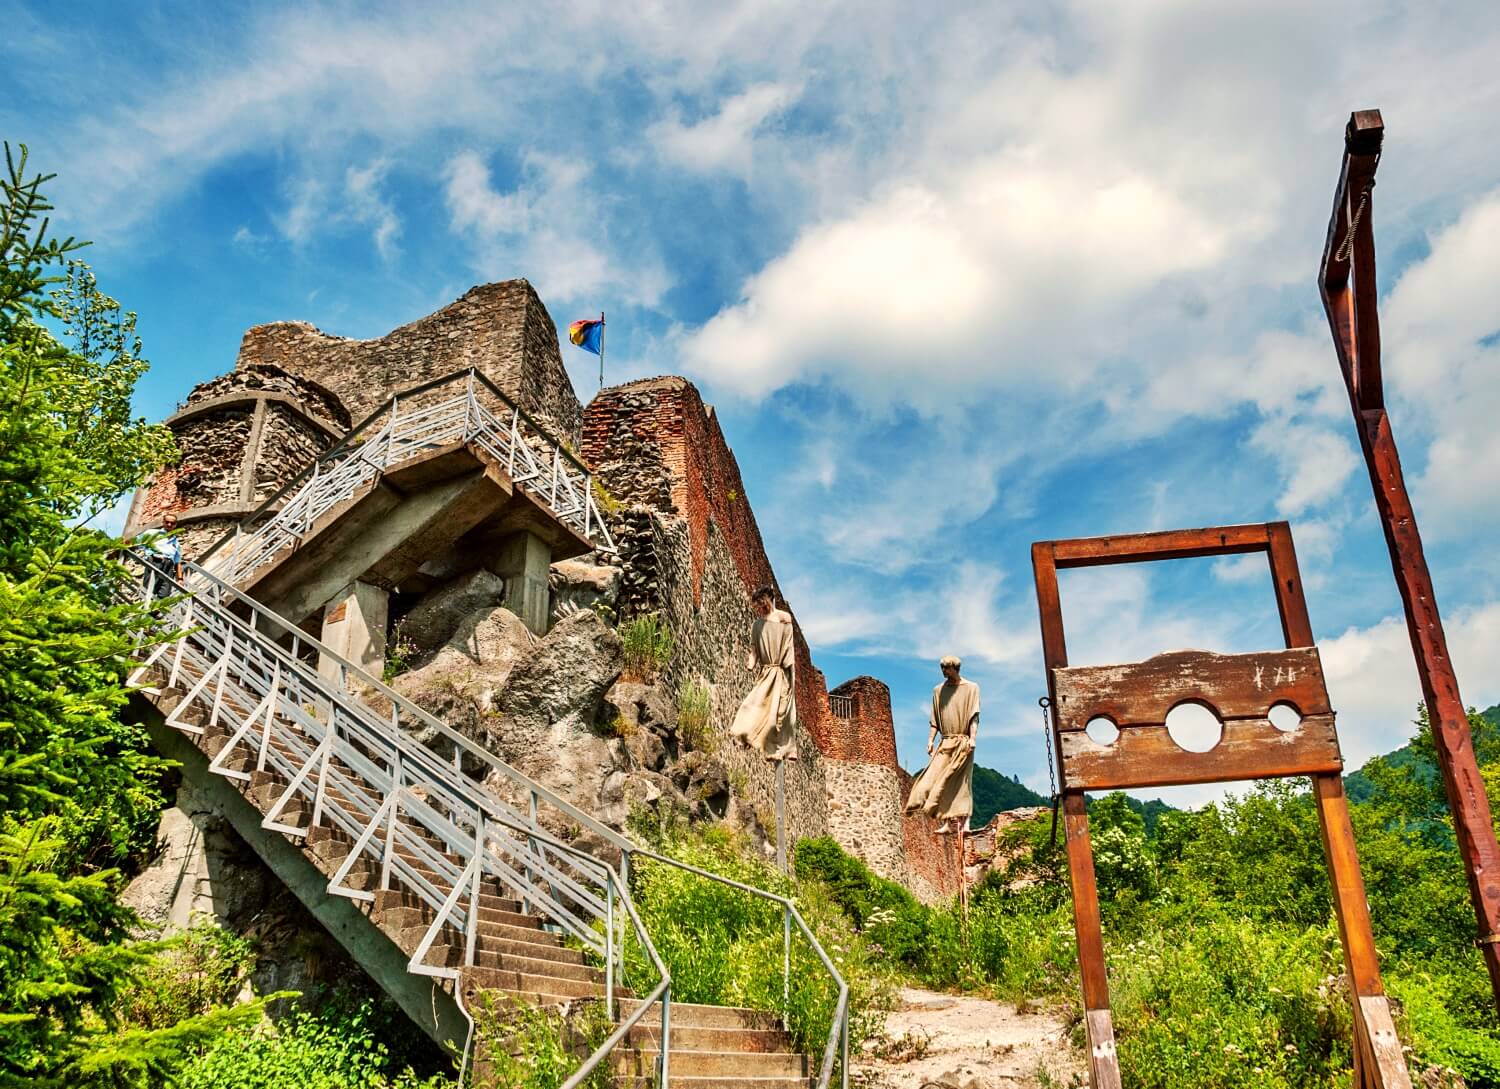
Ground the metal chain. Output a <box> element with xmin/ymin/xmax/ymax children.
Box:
<box><xmin>1039</xmin><ymin>696</ymin><xmax>1057</xmax><ymax>798</ymax></box>
<box><xmin>1335</xmin><ymin>180</ymin><xmax>1375</xmax><ymax>263</ymax></box>
<box><xmin>1040</xmin><ymin>696</ymin><xmax>1060</xmax><ymax>848</ymax></box>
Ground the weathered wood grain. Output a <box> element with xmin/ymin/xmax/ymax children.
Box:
<box><xmin>1053</xmin><ymin>647</ymin><xmax>1331</xmax><ymax>730</ymax></box>
<box><xmin>1059</xmin><ymin>715</ymin><xmax>1342</xmax><ymax>790</ymax></box>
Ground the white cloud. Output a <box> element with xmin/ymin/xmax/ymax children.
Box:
<box><xmin>1321</xmin><ymin>601</ymin><xmax>1500</xmax><ymax>771</ymax></box>
<box><xmin>650</xmin><ymin>82</ymin><xmax>800</xmax><ymax>175</ymax></box>
<box><xmin>1249</xmin><ymin>420</ymin><xmax>1359</xmax><ymax>516</ymax></box>
<box><xmin>441</xmin><ymin>150</ymin><xmax>669</xmax><ymax>307</ymax></box>
<box><xmin>345</xmin><ymin>159</ymin><xmax>402</xmax><ymax>259</ymax></box>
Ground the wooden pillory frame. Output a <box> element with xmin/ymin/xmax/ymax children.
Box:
<box><xmin>1319</xmin><ymin>109</ymin><xmax>1500</xmax><ymax>1011</ymax></box>
<box><xmin>1032</xmin><ymin>523</ymin><xmax>1411</xmax><ymax>1089</ymax></box>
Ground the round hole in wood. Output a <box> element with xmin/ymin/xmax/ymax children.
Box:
<box><xmin>1164</xmin><ymin>701</ymin><xmax>1223</xmax><ymax>753</ymax></box>
<box><xmin>1267</xmin><ymin>701</ymin><xmax>1302</xmax><ymax>732</ymax></box>
<box><xmin>1085</xmin><ymin>716</ymin><xmax>1120</xmax><ymax>746</ymax></box>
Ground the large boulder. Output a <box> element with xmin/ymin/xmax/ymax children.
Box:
<box><xmin>402</xmin><ymin>569</ymin><xmax>508</xmax><ymax>656</ymax></box>
<box><xmin>495</xmin><ymin>611</ymin><xmax>623</xmax><ymax>733</ymax></box>
<box><xmin>549</xmin><ymin>559</ymin><xmax>622</xmax><ymax>623</ymax></box>
<box><xmin>433</xmin><ymin>605</ymin><xmax>534</xmax><ymax>673</ymax></box>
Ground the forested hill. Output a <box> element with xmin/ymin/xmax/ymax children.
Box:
<box><xmin>1345</xmin><ymin>703</ymin><xmax>1500</xmax><ymax>803</ymax></box>
<box><xmin>971</xmin><ymin>765</ymin><xmax>1049</xmax><ymax>825</ymax></box>
<box><xmin>971</xmin><ymin>765</ymin><xmax>1175</xmax><ymax>832</ymax></box>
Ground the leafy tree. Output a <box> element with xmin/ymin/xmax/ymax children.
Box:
<box><xmin>0</xmin><ymin>141</ymin><xmax>254</xmax><ymax>1087</ymax></box>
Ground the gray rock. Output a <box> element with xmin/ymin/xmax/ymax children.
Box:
<box><xmin>549</xmin><ymin>559</ymin><xmax>622</xmax><ymax>623</ymax></box>
<box><xmin>496</xmin><ymin>611</ymin><xmax>623</xmax><ymax>731</ymax></box>
<box><xmin>605</xmin><ymin>680</ymin><xmax>677</xmax><ymax>738</ymax></box>
<box><xmin>435</xmin><ymin>604</ymin><xmax>533</xmax><ymax>671</ymax></box>
<box><xmin>623</xmin><ymin>727</ymin><xmax>668</xmax><ymax>772</ymax></box>
<box><xmin>403</xmin><ymin>569</ymin><xmax>508</xmax><ymax>654</ymax></box>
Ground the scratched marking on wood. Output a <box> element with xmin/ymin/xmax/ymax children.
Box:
<box><xmin>1052</xmin><ymin>648</ymin><xmax>1342</xmax><ymax>789</ymax></box>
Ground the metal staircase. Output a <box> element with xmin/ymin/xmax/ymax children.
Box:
<box><xmin>193</xmin><ymin>368</ymin><xmax>616</xmax><ymax>592</ymax></box>
<box><xmin>127</xmin><ymin>559</ymin><xmax>848</xmax><ymax>1088</ymax></box>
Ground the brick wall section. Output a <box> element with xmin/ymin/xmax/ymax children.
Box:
<box><xmin>824</xmin><ymin>676</ymin><xmax>899</xmax><ymax>766</ymax></box>
<box><xmin>236</xmin><ymin>280</ymin><xmax>583</xmax><ymax>445</ymax></box>
<box><xmin>581</xmin><ymin>377</ymin><xmax>834</xmax><ymax>844</ymax></box>
<box><xmin>900</xmin><ymin>768</ymin><xmax>964</xmax><ymax>900</ymax></box>
<box><xmin>582</xmin><ymin>377</ymin><xmax>829</xmax><ymax>752</ymax></box>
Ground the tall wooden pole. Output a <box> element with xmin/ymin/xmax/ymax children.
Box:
<box><xmin>1319</xmin><ymin>109</ymin><xmax>1500</xmax><ymax>1008</ymax></box>
<box><xmin>775</xmin><ymin>759</ymin><xmax>787</xmax><ymax>874</ymax></box>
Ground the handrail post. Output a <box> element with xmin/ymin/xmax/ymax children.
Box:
<box><xmin>783</xmin><ymin>905</ymin><xmax>791</xmax><ymax>1021</ymax></box>
<box><xmin>465</xmin><ymin>814</ymin><xmax>484</xmax><ymax>967</ymax></box>
<box><xmin>380</xmin><ymin>752</ymin><xmax>402</xmax><ymax>892</ymax></box>
<box><xmin>387</xmin><ymin>394</ymin><xmax>399</xmax><ymax>466</ymax></box>
<box><xmin>606</xmin><ymin>877</ymin><xmax>615</xmax><ymax>1019</ymax></box>
<box><xmin>659</xmin><ymin>988</ymin><xmax>671</xmax><ymax>1088</ymax></box>
<box><xmin>841</xmin><ymin>1005</ymin><xmax>849</xmax><ymax>1089</ymax></box>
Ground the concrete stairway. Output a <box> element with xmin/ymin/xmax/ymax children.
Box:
<box><xmin>134</xmin><ymin>643</ymin><xmax>816</xmax><ymax>1088</ymax></box>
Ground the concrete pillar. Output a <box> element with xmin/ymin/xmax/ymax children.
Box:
<box><xmin>491</xmin><ymin>530</ymin><xmax>552</xmax><ymax>634</ymax></box>
<box><xmin>317</xmin><ymin>580</ymin><xmax>389</xmax><ymax>684</ymax></box>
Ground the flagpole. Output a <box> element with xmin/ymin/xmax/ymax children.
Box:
<box><xmin>598</xmin><ymin>310</ymin><xmax>605</xmax><ymax>390</ymax></box>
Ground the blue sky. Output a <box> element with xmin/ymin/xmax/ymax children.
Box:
<box><xmin>8</xmin><ymin>0</ymin><xmax>1500</xmax><ymax>807</ymax></box>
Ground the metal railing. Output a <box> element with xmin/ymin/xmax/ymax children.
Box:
<box><xmin>125</xmin><ymin>559</ymin><xmax>847</xmax><ymax>1088</ymax></box>
<box><xmin>625</xmin><ymin>849</ymin><xmax>850</xmax><ymax>1089</ymax></box>
<box><xmin>194</xmin><ymin>368</ymin><xmax>614</xmax><ymax>590</ymax></box>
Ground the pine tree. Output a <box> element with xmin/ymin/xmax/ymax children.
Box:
<box><xmin>0</xmin><ymin>142</ymin><xmax>255</xmax><ymax>1087</ymax></box>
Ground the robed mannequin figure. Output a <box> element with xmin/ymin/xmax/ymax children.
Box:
<box><xmin>730</xmin><ymin>586</ymin><xmax>798</xmax><ymax>762</ymax></box>
<box><xmin>906</xmin><ymin>655</ymin><xmax>978</xmax><ymax>833</ymax></box>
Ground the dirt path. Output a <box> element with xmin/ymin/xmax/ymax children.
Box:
<box><xmin>854</xmin><ymin>986</ymin><xmax>1084</xmax><ymax>1089</ymax></box>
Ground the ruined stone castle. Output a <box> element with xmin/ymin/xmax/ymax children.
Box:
<box><xmin>126</xmin><ymin>279</ymin><xmax>963</xmax><ymax>903</ymax></box>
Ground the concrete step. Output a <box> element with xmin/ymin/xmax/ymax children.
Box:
<box><xmin>614</xmin><ymin>1048</ymin><xmax>808</xmax><ymax>1078</ymax></box>
<box><xmin>460</xmin><ymin>947</ymin><xmax>603</xmax><ymax>983</ymax></box>
<box><xmin>615</xmin><ymin>999</ymin><xmax>783</xmax><ymax>1032</ymax></box>
<box><xmin>463</xmin><ymin>968</ymin><xmax>622</xmax><ymax>1001</ymax></box>
<box><xmin>620</xmin><ymin>1023</ymin><xmax>793</xmax><ymax>1055</ymax></box>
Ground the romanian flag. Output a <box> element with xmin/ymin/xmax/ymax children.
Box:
<box><xmin>568</xmin><ymin>316</ymin><xmax>605</xmax><ymax>355</ymax></box>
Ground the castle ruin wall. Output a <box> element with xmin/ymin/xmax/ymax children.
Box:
<box><xmin>235</xmin><ymin>280</ymin><xmax>582</xmax><ymax>445</ymax></box>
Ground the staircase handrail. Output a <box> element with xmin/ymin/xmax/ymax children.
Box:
<box><xmin>130</xmin><ymin>559</ymin><xmax>670</xmax><ymax>1084</ymax></box>
<box><xmin>131</xmin><ymin>560</ymin><xmax>843</xmax><ymax>1087</ymax></box>
<box><xmin>626</xmin><ymin>848</ymin><xmax>850</xmax><ymax>1089</ymax></box>
<box><xmin>174</xmin><ymin>559</ymin><xmax>633</xmax><ymax>856</ymax></box>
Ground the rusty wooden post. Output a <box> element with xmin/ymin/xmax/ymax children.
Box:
<box><xmin>1318</xmin><ymin>109</ymin><xmax>1500</xmax><ymax>1009</ymax></box>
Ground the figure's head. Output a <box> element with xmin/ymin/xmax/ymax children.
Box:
<box><xmin>161</xmin><ymin>513</ymin><xmax>179</xmax><ymax>531</ymax></box>
<box><xmin>751</xmin><ymin>585</ymin><xmax>776</xmax><ymax>618</ymax></box>
<box><xmin>940</xmin><ymin>655</ymin><xmax>961</xmax><ymax>681</ymax></box>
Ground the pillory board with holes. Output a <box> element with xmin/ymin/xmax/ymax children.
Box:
<box><xmin>1031</xmin><ymin>522</ymin><xmax>1410</xmax><ymax>1089</ymax></box>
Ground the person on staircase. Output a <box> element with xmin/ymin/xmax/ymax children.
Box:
<box><xmin>730</xmin><ymin>585</ymin><xmax>799</xmax><ymax>762</ymax></box>
<box><xmin>136</xmin><ymin>512</ymin><xmax>184</xmax><ymax>597</ymax></box>
<box><xmin>906</xmin><ymin>655</ymin><xmax>978</xmax><ymax>834</ymax></box>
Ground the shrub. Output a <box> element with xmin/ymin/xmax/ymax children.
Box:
<box><xmin>619</xmin><ymin>613</ymin><xmax>673</xmax><ymax>681</ymax></box>
<box><xmin>176</xmin><ymin>1000</ymin><xmax>447</xmax><ymax>1089</ymax></box>
<box><xmin>472</xmin><ymin>993</ymin><xmax>610</xmax><ymax>1089</ymax></box>
<box><xmin>676</xmin><ymin>680</ymin><xmax>713</xmax><ymax>751</ymax></box>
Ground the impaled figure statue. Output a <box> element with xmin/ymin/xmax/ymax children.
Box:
<box><xmin>730</xmin><ymin>585</ymin><xmax>799</xmax><ymax>762</ymax></box>
<box><xmin>906</xmin><ymin>655</ymin><xmax>978</xmax><ymax>833</ymax></box>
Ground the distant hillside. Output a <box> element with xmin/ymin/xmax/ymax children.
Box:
<box><xmin>971</xmin><ymin>765</ymin><xmax>1049</xmax><ymax>825</ymax></box>
<box><xmin>970</xmin><ymin>764</ymin><xmax>1176</xmax><ymax>832</ymax></box>
<box><xmin>1345</xmin><ymin>703</ymin><xmax>1499</xmax><ymax>803</ymax></box>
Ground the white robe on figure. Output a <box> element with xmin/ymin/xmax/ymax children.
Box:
<box><xmin>730</xmin><ymin>608</ymin><xmax>798</xmax><ymax>761</ymax></box>
<box><xmin>906</xmin><ymin>678</ymin><xmax>979</xmax><ymax>822</ymax></box>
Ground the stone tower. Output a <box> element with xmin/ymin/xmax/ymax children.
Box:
<box><xmin>123</xmin><ymin>364</ymin><xmax>351</xmax><ymax>559</ymax></box>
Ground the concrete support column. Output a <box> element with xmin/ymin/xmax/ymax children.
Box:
<box><xmin>317</xmin><ymin>580</ymin><xmax>389</xmax><ymax>684</ymax></box>
<box><xmin>491</xmin><ymin>530</ymin><xmax>552</xmax><ymax>634</ymax></box>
